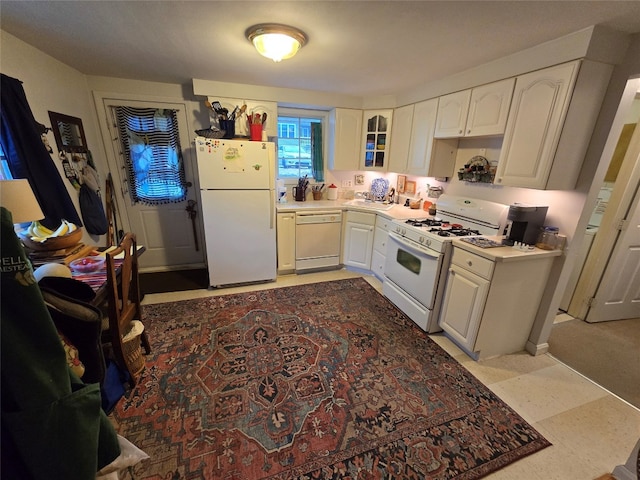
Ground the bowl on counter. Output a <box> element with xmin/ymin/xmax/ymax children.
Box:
<box><xmin>69</xmin><ymin>255</ymin><xmax>105</xmax><ymax>273</ymax></box>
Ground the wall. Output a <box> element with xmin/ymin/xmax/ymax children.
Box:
<box><xmin>1</xmin><ymin>30</ymin><xmax>107</xmax><ymax>246</ymax></box>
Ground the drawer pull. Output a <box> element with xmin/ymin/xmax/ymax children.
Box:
<box><xmin>467</xmin><ymin>260</ymin><xmax>473</xmax><ymax>266</ymax></box>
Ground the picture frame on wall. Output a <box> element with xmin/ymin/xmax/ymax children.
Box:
<box><xmin>405</xmin><ymin>180</ymin><xmax>416</xmax><ymax>195</ymax></box>
<box><xmin>397</xmin><ymin>175</ymin><xmax>406</xmax><ymax>193</ymax></box>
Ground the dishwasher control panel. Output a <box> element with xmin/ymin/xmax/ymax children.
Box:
<box><xmin>296</xmin><ymin>211</ymin><xmax>342</xmax><ymax>224</ymax></box>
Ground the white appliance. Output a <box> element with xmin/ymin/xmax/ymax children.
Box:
<box><xmin>195</xmin><ymin>137</ymin><xmax>276</xmax><ymax>287</ymax></box>
<box><xmin>383</xmin><ymin>194</ymin><xmax>509</xmax><ymax>333</ymax></box>
<box><xmin>295</xmin><ymin>210</ymin><xmax>343</xmax><ymax>271</ymax></box>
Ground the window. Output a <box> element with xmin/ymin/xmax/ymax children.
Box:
<box><xmin>277</xmin><ymin>108</ymin><xmax>327</xmax><ymax>182</ymax></box>
<box><xmin>114</xmin><ymin>107</ymin><xmax>187</xmax><ymax>205</ymax></box>
<box><xmin>0</xmin><ymin>144</ymin><xmax>13</xmax><ymax>180</ymax></box>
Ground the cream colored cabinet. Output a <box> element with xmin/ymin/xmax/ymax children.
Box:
<box><xmin>439</xmin><ymin>251</ymin><xmax>492</xmax><ymax>353</ymax></box>
<box><xmin>388</xmin><ymin>100</ymin><xmax>458</xmax><ymax>177</ymax></box>
<box><xmin>494</xmin><ymin>62</ymin><xmax>579</xmax><ymax>189</ymax></box>
<box><xmin>210</xmin><ymin>97</ymin><xmax>278</xmax><ymax>138</ymax></box>
<box><xmin>343</xmin><ymin>211</ymin><xmax>375</xmax><ymax>270</ymax></box>
<box><xmin>387</xmin><ymin>105</ymin><xmax>414</xmax><ymax>173</ymax></box>
<box><xmin>435</xmin><ymin>79</ymin><xmax>514</xmax><ymax>138</ymax></box>
<box><xmin>276</xmin><ymin>212</ymin><xmax>296</xmax><ymax>273</ymax></box>
<box><xmin>329</xmin><ymin>108</ymin><xmax>362</xmax><ymax>171</ymax></box>
<box><xmin>407</xmin><ymin>99</ymin><xmax>458</xmax><ymax>177</ymax></box>
<box><xmin>439</xmin><ymin>243</ymin><xmax>557</xmax><ymax>360</ymax></box>
<box><xmin>465</xmin><ymin>78</ymin><xmax>514</xmax><ymax>137</ymax></box>
<box><xmin>361</xmin><ymin>110</ymin><xmax>393</xmax><ymax>171</ymax></box>
<box><xmin>371</xmin><ymin>215</ymin><xmax>392</xmax><ymax>280</ymax></box>
<box><xmin>434</xmin><ymin>90</ymin><xmax>471</xmax><ymax>138</ymax></box>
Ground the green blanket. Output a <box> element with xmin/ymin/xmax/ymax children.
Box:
<box><xmin>1</xmin><ymin>207</ymin><xmax>120</xmax><ymax>479</ymax></box>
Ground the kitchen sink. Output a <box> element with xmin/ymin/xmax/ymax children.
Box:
<box><xmin>345</xmin><ymin>199</ymin><xmax>395</xmax><ymax>211</ymax></box>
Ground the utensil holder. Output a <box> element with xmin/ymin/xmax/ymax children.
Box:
<box><xmin>312</xmin><ymin>191</ymin><xmax>323</xmax><ymax>200</ymax></box>
<box><xmin>220</xmin><ymin>120</ymin><xmax>235</xmax><ymax>139</ymax></box>
<box><xmin>292</xmin><ymin>186</ymin><xmax>306</xmax><ymax>202</ymax></box>
<box><xmin>250</xmin><ymin>124</ymin><xmax>262</xmax><ymax>141</ymax></box>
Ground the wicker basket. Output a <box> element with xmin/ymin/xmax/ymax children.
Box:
<box><xmin>122</xmin><ymin>333</ymin><xmax>145</xmax><ymax>377</ymax></box>
<box><xmin>122</xmin><ymin>320</ymin><xmax>145</xmax><ymax>377</ymax></box>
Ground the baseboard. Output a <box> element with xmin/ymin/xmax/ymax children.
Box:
<box><xmin>526</xmin><ymin>340</ymin><xmax>549</xmax><ymax>356</ymax></box>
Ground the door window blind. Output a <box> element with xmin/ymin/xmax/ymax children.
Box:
<box><xmin>114</xmin><ymin>106</ymin><xmax>187</xmax><ymax>205</ymax></box>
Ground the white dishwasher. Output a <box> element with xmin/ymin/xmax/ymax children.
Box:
<box><xmin>295</xmin><ymin>210</ymin><xmax>342</xmax><ymax>272</ymax></box>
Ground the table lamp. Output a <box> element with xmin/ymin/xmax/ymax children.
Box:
<box><xmin>0</xmin><ymin>179</ymin><xmax>45</xmax><ymax>225</ymax></box>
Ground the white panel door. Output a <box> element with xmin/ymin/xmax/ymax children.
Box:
<box><xmin>587</xmin><ymin>182</ymin><xmax>640</xmax><ymax>322</ymax></box>
<box><xmin>97</xmin><ymin>96</ymin><xmax>205</xmax><ymax>272</ymax></box>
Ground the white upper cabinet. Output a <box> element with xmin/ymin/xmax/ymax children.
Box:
<box><xmin>361</xmin><ymin>110</ymin><xmax>393</xmax><ymax>171</ymax></box>
<box><xmin>434</xmin><ymin>79</ymin><xmax>514</xmax><ymax>138</ymax></box>
<box><xmin>388</xmin><ymin>99</ymin><xmax>458</xmax><ymax>177</ymax></box>
<box><xmin>408</xmin><ymin>99</ymin><xmax>458</xmax><ymax>177</ymax></box>
<box><xmin>329</xmin><ymin>108</ymin><xmax>362</xmax><ymax>171</ymax></box>
<box><xmin>465</xmin><ymin>78</ymin><xmax>515</xmax><ymax>137</ymax></box>
<box><xmin>434</xmin><ymin>90</ymin><xmax>471</xmax><ymax>138</ymax></box>
<box><xmin>387</xmin><ymin>104</ymin><xmax>414</xmax><ymax>173</ymax></box>
<box><xmin>494</xmin><ymin>61</ymin><xmax>580</xmax><ymax>189</ymax></box>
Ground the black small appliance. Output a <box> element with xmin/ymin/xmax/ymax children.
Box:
<box><xmin>503</xmin><ymin>203</ymin><xmax>548</xmax><ymax>245</ymax></box>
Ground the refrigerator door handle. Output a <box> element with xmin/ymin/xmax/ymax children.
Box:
<box><xmin>270</xmin><ymin>190</ymin><xmax>275</xmax><ymax>229</ymax></box>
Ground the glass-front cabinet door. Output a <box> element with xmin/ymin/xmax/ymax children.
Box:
<box><xmin>361</xmin><ymin>110</ymin><xmax>393</xmax><ymax>170</ymax></box>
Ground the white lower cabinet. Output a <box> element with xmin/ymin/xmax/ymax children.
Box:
<box><xmin>371</xmin><ymin>216</ymin><xmax>392</xmax><ymax>280</ymax></box>
<box><xmin>343</xmin><ymin>211</ymin><xmax>376</xmax><ymax>270</ymax></box>
<box><xmin>439</xmin><ymin>244</ymin><xmax>556</xmax><ymax>360</ymax></box>
<box><xmin>276</xmin><ymin>212</ymin><xmax>295</xmax><ymax>273</ymax></box>
<box><xmin>439</xmin><ymin>262</ymin><xmax>491</xmax><ymax>353</ymax></box>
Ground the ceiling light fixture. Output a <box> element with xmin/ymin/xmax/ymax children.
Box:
<box><xmin>246</xmin><ymin>23</ymin><xmax>307</xmax><ymax>62</ymax></box>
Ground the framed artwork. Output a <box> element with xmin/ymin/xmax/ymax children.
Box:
<box><xmin>405</xmin><ymin>180</ymin><xmax>416</xmax><ymax>195</ymax></box>
<box><xmin>397</xmin><ymin>175</ymin><xmax>406</xmax><ymax>193</ymax></box>
<box><xmin>354</xmin><ymin>174</ymin><xmax>365</xmax><ymax>185</ymax></box>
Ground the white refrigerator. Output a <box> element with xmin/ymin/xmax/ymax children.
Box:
<box><xmin>195</xmin><ymin>137</ymin><xmax>276</xmax><ymax>287</ymax></box>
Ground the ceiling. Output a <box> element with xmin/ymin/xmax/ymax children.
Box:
<box><xmin>2</xmin><ymin>1</ymin><xmax>640</xmax><ymax>97</ymax></box>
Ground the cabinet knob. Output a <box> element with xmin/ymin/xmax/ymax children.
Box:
<box><xmin>467</xmin><ymin>129</ymin><xmax>471</xmax><ymax>134</ymax></box>
<box><xmin>467</xmin><ymin>260</ymin><xmax>473</xmax><ymax>267</ymax></box>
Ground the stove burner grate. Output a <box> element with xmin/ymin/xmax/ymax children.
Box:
<box><xmin>406</xmin><ymin>218</ymin><xmax>443</xmax><ymax>227</ymax></box>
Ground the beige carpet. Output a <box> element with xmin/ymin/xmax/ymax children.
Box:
<box><xmin>548</xmin><ymin>317</ymin><xmax>640</xmax><ymax>408</ymax></box>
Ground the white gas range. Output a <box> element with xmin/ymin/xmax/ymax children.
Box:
<box><xmin>383</xmin><ymin>194</ymin><xmax>509</xmax><ymax>333</ymax></box>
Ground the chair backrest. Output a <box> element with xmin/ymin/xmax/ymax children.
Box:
<box><xmin>105</xmin><ymin>232</ymin><xmax>141</xmax><ymax>339</ymax></box>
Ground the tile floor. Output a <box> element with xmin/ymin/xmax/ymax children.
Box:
<box><xmin>142</xmin><ymin>269</ymin><xmax>640</xmax><ymax>480</ymax></box>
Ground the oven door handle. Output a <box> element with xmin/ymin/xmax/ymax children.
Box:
<box><xmin>388</xmin><ymin>232</ymin><xmax>440</xmax><ymax>259</ymax></box>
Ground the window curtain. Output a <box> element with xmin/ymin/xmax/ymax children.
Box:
<box><xmin>0</xmin><ymin>74</ymin><xmax>82</xmax><ymax>228</ymax></box>
<box><xmin>311</xmin><ymin>123</ymin><xmax>324</xmax><ymax>182</ymax></box>
<box><xmin>114</xmin><ymin>107</ymin><xmax>187</xmax><ymax>206</ymax></box>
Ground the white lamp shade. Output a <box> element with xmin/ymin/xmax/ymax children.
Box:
<box><xmin>246</xmin><ymin>24</ymin><xmax>307</xmax><ymax>62</ymax></box>
<box><xmin>0</xmin><ymin>179</ymin><xmax>44</xmax><ymax>223</ymax></box>
<box><xmin>252</xmin><ymin>33</ymin><xmax>302</xmax><ymax>62</ymax></box>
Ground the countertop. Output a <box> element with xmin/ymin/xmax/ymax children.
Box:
<box><xmin>276</xmin><ymin>199</ymin><xmax>431</xmax><ymax>220</ymax></box>
<box><xmin>452</xmin><ymin>236</ymin><xmax>564</xmax><ymax>262</ymax></box>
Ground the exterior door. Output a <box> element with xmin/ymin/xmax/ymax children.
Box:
<box><xmin>95</xmin><ymin>95</ymin><xmax>205</xmax><ymax>272</ymax></box>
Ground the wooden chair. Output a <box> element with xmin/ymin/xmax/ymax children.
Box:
<box><xmin>104</xmin><ymin>232</ymin><xmax>150</xmax><ymax>387</ymax></box>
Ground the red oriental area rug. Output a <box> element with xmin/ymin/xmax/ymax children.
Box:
<box><xmin>111</xmin><ymin>278</ymin><xmax>550</xmax><ymax>479</ymax></box>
